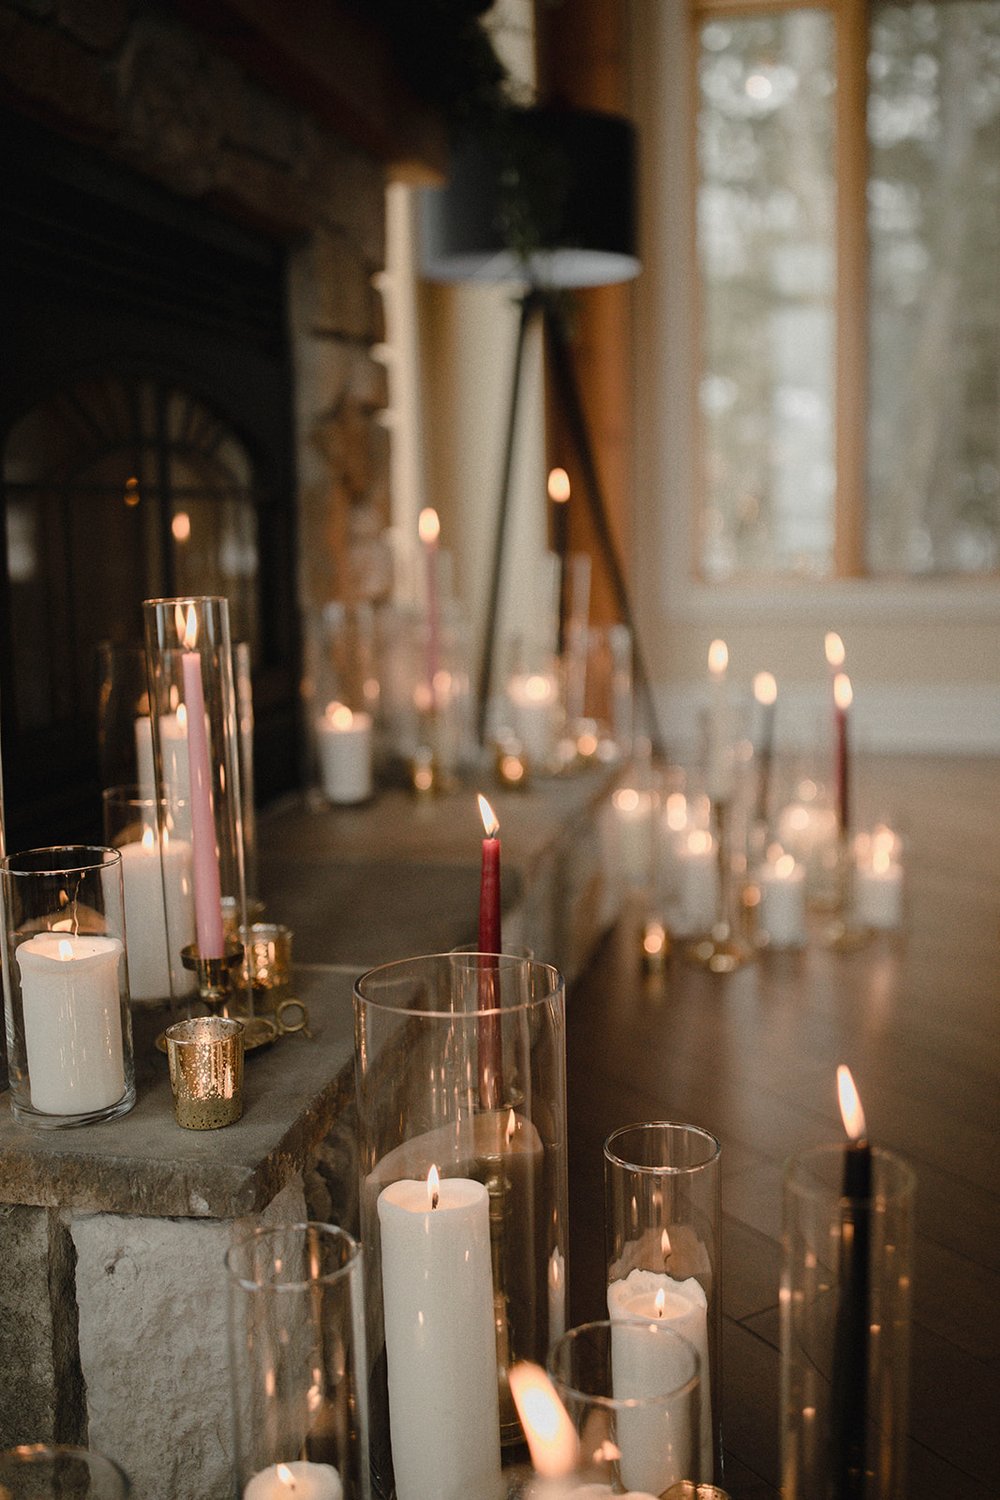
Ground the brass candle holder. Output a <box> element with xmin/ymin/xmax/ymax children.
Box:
<box><xmin>686</xmin><ymin>800</ymin><xmax>751</xmax><ymax>973</ymax></box>
<box><xmin>181</xmin><ymin>940</ymin><xmax>244</xmax><ymax>1012</ymax></box>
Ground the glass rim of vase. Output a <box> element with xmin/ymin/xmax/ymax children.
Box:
<box><xmin>604</xmin><ymin>1121</ymin><xmax>721</xmax><ymax>1176</ymax></box>
<box><xmin>1</xmin><ymin>844</ymin><xmax>122</xmax><ymax>878</ymax></box>
<box><xmin>225</xmin><ymin>1220</ymin><xmax>361</xmax><ymax>1295</ymax></box>
<box><xmin>783</xmin><ymin>1141</ymin><xmax>915</xmax><ymax>1200</ymax></box>
<box><xmin>0</xmin><ymin>1443</ymin><xmax>132</xmax><ymax>1492</ymax></box>
<box><xmin>354</xmin><ymin>951</ymin><xmax>563</xmax><ymax>1019</ymax></box>
<box><xmin>143</xmin><ymin>592</ymin><xmax>228</xmax><ymax>609</ymax></box>
<box><xmin>548</xmin><ymin>1317</ymin><xmax>701</xmax><ymax>1409</ymax></box>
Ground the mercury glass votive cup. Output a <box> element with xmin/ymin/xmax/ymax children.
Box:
<box><xmin>0</xmin><ymin>1445</ymin><xmax>131</xmax><ymax>1499</ymax></box>
<box><xmin>604</xmin><ymin>1122</ymin><xmax>723</xmax><ymax>1483</ymax></box>
<box><xmin>781</xmin><ymin>1144</ymin><xmax>915</xmax><ymax>1500</ymax></box>
<box><xmin>354</xmin><ymin>953</ymin><xmax>568</xmax><ymax>1500</ymax></box>
<box><xmin>165</xmin><ymin>1015</ymin><xmax>245</xmax><ymax>1129</ymax></box>
<box><xmin>227</xmin><ymin>1222</ymin><xmax>370</xmax><ymax>1500</ymax></box>
<box><xmin>0</xmin><ymin>846</ymin><xmax>136</xmax><ymax>1129</ymax></box>
<box><xmin>547</xmin><ymin>1318</ymin><xmax>702</xmax><ymax>1496</ymax></box>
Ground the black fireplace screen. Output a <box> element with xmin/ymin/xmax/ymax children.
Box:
<box><xmin>0</xmin><ymin>112</ymin><xmax>300</xmax><ymax>849</ymax></box>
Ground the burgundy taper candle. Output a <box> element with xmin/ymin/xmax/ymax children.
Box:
<box><xmin>831</xmin><ymin>1064</ymin><xmax>871</xmax><ymax>1498</ymax></box>
<box><xmin>833</xmin><ymin>672</ymin><xmax>852</xmax><ymax>836</ymax></box>
<box><xmin>477</xmin><ymin>793</ymin><xmax>503</xmax><ymax>1109</ymax></box>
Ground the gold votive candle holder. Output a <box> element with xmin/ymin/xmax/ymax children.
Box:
<box><xmin>241</xmin><ymin>922</ymin><xmax>293</xmax><ymax>996</ymax></box>
<box><xmin>165</xmin><ymin>1016</ymin><xmax>245</xmax><ymax>1129</ymax></box>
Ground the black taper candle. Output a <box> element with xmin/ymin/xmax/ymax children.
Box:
<box><xmin>830</xmin><ymin>1069</ymin><xmax>872</xmax><ymax>1499</ymax></box>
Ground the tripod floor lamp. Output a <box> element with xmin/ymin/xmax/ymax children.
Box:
<box><xmin>420</xmin><ymin>104</ymin><xmax>665</xmax><ymax>756</ymax></box>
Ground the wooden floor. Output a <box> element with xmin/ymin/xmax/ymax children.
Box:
<box><xmin>564</xmin><ymin>755</ymin><xmax>1000</xmax><ymax>1500</ymax></box>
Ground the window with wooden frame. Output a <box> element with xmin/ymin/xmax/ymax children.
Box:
<box><xmin>691</xmin><ymin>0</ymin><xmax>1000</xmax><ymax>583</ymax></box>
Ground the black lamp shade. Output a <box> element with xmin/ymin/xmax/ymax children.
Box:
<box><xmin>420</xmin><ymin>105</ymin><xmax>640</xmax><ymax>288</ymax></box>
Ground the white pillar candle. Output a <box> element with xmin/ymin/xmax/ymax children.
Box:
<box><xmin>316</xmin><ymin>703</ymin><xmax>373</xmax><ymax>805</ymax></box>
<box><xmin>608</xmin><ymin>1268</ymin><xmax>712</xmax><ymax>1489</ymax></box>
<box><xmin>15</xmin><ymin>934</ymin><xmax>125</xmax><ymax>1115</ymax></box>
<box><xmin>136</xmin><ymin>713</ymin><xmax>192</xmax><ymax>817</ymax></box>
<box><xmin>610</xmin><ymin>788</ymin><xmax>657</xmax><ymax>888</ymax></box>
<box><xmin>244</xmin><ymin>1461</ymin><xmax>342</xmax><ymax>1500</ymax></box>
<box><xmin>854</xmin><ymin>838</ymin><xmax>904</xmax><ymax>930</ymax></box>
<box><xmin>377</xmin><ymin>1170</ymin><xmax>502</xmax><ymax>1500</ymax></box>
<box><xmin>119</xmin><ymin>831</ymin><xmax>195</xmax><ymax>1000</ymax></box>
<box><xmin>757</xmin><ymin>851</ymin><xmax>806</xmax><ymax>948</ymax></box>
<box><xmin>508</xmin><ymin>672</ymin><xmax>559</xmax><ymax>767</ymax></box>
<box><xmin>677</xmin><ymin>830</ymin><xmax>718</xmax><ymax>933</ymax></box>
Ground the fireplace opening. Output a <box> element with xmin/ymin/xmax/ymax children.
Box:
<box><xmin>0</xmin><ymin>110</ymin><xmax>300</xmax><ymax>850</ymax></box>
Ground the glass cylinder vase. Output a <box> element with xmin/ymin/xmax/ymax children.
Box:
<box><xmin>1</xmin><ymin>846</ymin><xmax>136</xmax><ymax>1128</ymax></box>
<box><xmin>353</xmin><ymin>953</ymin><xmax>568</xmax><ymax>1500</ymax></box>
<box><xmin>143</xmin><ymin>596</ymin><xmax>252</xmax><ymax>1020</ymax></box>
<box><xmin>227</xmin><ymin>1222</ymin><xmax>370</xmax><ymax>1500</ymax></box>
<box><xmin>546</xmin><ymin>1318</ymin><xmax>702</xmax><ymax>1496</ymax></box>
<box><xmin>0</xmin><ymin>1445</ymin><xmax>131</xmax><ymax>1500</ymax></box>
<box><xmin>102</xmin><ymin>785</ymin><xmax>195</xmax><ymax>1006</ymax></box>
<box><xmin>604</xmin><ymin>1122</ymin><xmax>722</xmax><ymax>1483</ymax></box>
<box><xmin>781</xmin><ymin>1144</ymin><xmax>915</xmax><ymax>1500</ymax></box>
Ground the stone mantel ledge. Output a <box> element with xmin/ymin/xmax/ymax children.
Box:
<box><xmin>0</xmin><ymin>967</ymin><xmax>357</xmax><ymax>1220</ymax></box>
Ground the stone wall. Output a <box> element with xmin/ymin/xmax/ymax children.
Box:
<box><xmin>0</xmin><ymin>0</ymin><xmax>395</xmax><ymax>649</ymax></box>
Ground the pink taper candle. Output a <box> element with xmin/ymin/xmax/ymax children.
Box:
<box><xmin>177</xmin><ymin>604</ymin><xmax>225</xmax><ymax>958</ymax></box>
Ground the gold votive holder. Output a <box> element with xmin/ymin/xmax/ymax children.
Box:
<box><xmin>241</xmin><ymin>922</ymin><xmax>293</xmax><ymax>996</ymax></box>
<box><xmin>165</xmin><ymin>1015</ymin><xmax>245</xmax><ymax>1129</ymax></box>
<box><xmin>662</xmin><ymin>1485</ymin><xmax>732</xmax><ymax>1500</ymax></box>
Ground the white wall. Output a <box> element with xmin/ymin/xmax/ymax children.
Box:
<box><xmin>626</xmin><ymin>0</ymin><xmax>1000</xmax><ymax>756</ymax></box>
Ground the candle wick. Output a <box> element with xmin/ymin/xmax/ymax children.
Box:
<box><xmin>431</xmin><ymin>1188</ymin><xmax>439</xmax><ymax>1211</ymax></box>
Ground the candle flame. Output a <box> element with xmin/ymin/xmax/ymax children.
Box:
<box><xmin>872</xmin><ymin>845</ymin><xmax>892</xmax><ymax>876</ymax></box>
<box><xmin>326</xmin><ymin>701</ymin><xmax>354</xmax><ymax>730</ymax></box>
<box><xmin>825</xmin><ymin>631</ymin><xmax>846</xmax><ymax>668</ymax></box>
<box><xmin>276</xmin><ymin>1464</ymin><xmax>296</xmax><ymax>1490</ymax></box>
<box><xmin>506</xmin><ymin>1108</ymin><xmax>517</xmax><ymax>1145</ymax></box>
<box><xmin>508</xmin><ymin>1361</ymin><xmax>579</xmax><ymax>1479</ymax></box>
<box><xmin>547</xmin><ymin>467</ymin><xmax>571</xmax><ymax>503</ymax></box>
<box><xmin>477</xmin><ymin>792</ymin><xmax>499</xmax><ymax>839</ymax></box>
<box><xmin>141</xmin><ymin>826</ymin><xmax>156</xmax><ymax>852</ymax></box>
<box><xmin>643</xmin><ymin>921</ymin><xmax>666</xmax><ymax>956</ymax></box>
<box><xmin>175</xmin><ymin>602</ymin><xmax>198</xmax><ymax>651</ymax></box>
<box><xmin>708</xmin><ymin>639</ymin><xmax>728</xmax><ymax>677</ymax></box>
<box><xmin>837</xmin><ymin>1065</ymin><xmax>867</xmax><ymax>1142</ymax></box>
<box><xmin>523</xmin><ymin>673</ymin><xmax>554</xmax><ymax>703</ymax></box>
<box><xmin>775</xmin><ymin>852</ymin><xmax>797</xmax><ymax>879</ymax></box>
<box><xmin>56</xmin><ymin>939</ymin><xmax>74</xmax><ymax>961</ymax></box>
<box><xmin>753</xmin><ymin>670</ymin><xmax>777</xmax><ymax>706</ymax></box>
<box><xmin>833</xmin><ymin>672</ymin><xmax>853</xmax><ymax>711</ymax></box>
<box><xmin>654</xmin><ymin>1287</ymin><xmax>666</xmax><ymax>1318</ymax></box>
<box><xmin>613</xmin><ymin>787</ymin><xmax>641</xmax><ymax>814</ymax></box>
<box><xmin>661</xmin><ymin>1228</ymin><xmax>672</xmax><ymax>1259</ymax></box>
<box><xmin>418</xmin><ymin>507</ymin><xmax>440</xmax><ymax>545</ymax></box>
<box><xmin>427</xmin><ymin>1164</ymin><xmax>440</xmax><ymax>1210</ymax></box>
<box><xmin>665</xmin><ymin>792</ymin><xmax>688</xmax><ymax>831</ymax></box>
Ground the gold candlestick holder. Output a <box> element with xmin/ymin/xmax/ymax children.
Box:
<box><xmin>824</xmin><ymin>832</ymin><xmax>871</xmax><ymax>952</ymax></box>
<box><xmin>181</xmin><ymin>941</ymin><xmax>244</xmax><ymax>1012</ymax></box>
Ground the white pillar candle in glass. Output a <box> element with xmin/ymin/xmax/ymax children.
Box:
<box><xmin>608</xmin><ymin>1268</ymin><xmax>712</xmax><ymax>1487</ymax></box>
<box><xmin>610</xmin><ymin>787</ymin><xmax>657</xmax><ymax>888</ymax></box>
<box><xmin>757</xmin><ymin>850</ymin><xmax>807</xmax><ymax>948</ymax></box>
<box><xmin>136</xmin><ymin>711</ymin><xmax>192</xmax><ymax>829</ymax></box>
<box><xmin>678</xmin><ymin>829</ymin><xmax>718</xmax><ymax>932</ymax></box>
<box><xmin>15</xmin><ymin>933</ymin><xmax>126</xmax><ymax>1115</ymax></box>
<box><xmin>118</xmin><ymin>829</ymin><xmax>195</xmax><ymax>1000</ymax></box>
<box><xmin>508</xmin><ymin>671</ymin><xmax>559</xmax><ymax>767</ymax></box>
<box><xmin>244</xmin><ymin>1461</ymin><xmax>342</xmax><ymax>1500</ymax></box>
<box><xmin>854</xmin><ymin>828</ymin><xmax>904</xmax><ymax>930</ymax></box>
<box><xmin>316</xmin><ymin>702</ymin><xmax>373</xmax><ymax>805</ymax></box>
<box><xmin>377</xmin><ymin>1168</ymin><xmax>502</xmax><ymax>1500</ymax></box>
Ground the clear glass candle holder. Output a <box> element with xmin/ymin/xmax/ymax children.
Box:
<box><xmin>102</xmin><ymin>785</ymin><xmax>196</xmax><ymax>1006</ymax></box>
<box><xmin>96</xmin><ymin>640</ymin><xmax>154</xmax><ymax>794</ymax></box>
<box><xmin>1</xmin><ymin>846</ymin><xmax>136</xmax><ymax>1128</ymax></box>
<box><xmin>781</xmin><ymin>1144</ymin><xmax>915</xmax><ymax>1500</ymax></box>
<box><xmin>604</xmin><ymin>1122</ymin><xmax>722</xmax><ymax>1482</ymax></box>
<box><xmin>227</xmin><ymin>1222</ymin><xmax>370</xmax><ymax>1500</ymax></box>
<box><xmin>547</xmin><ymin>1319</ymin><xmax>702</xmax><ymax>1496</ymax></box>
<box><xmin>143</xmin><ymin>596</ymin><xmax>252</xmax><ymax>1020</ymax></box>
<box><xmin>353</xmin><ymin>953</ymin><xmax>568</xmax><ymax>1500</ymax></box>
<box><xmin>0</xmin><ymin>1445</ymin><xmax>131</xmax><ymax>1499</ymax></box>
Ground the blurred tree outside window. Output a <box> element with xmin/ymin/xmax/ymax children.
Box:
<box><xmin>694</xmin><ymin>0</ymin><xmax>1000</xmax><ymax>581</ymax></box>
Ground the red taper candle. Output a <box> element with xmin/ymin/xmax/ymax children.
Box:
<box><xmin>478</xmin><ymin>792</ymin><xmax>501</xmax><ymax>954</ymax></box>
<box><xmin>477</xmin><ymin>793</ymin><xmax>502</xmax><ymax>1109</ymax></box>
